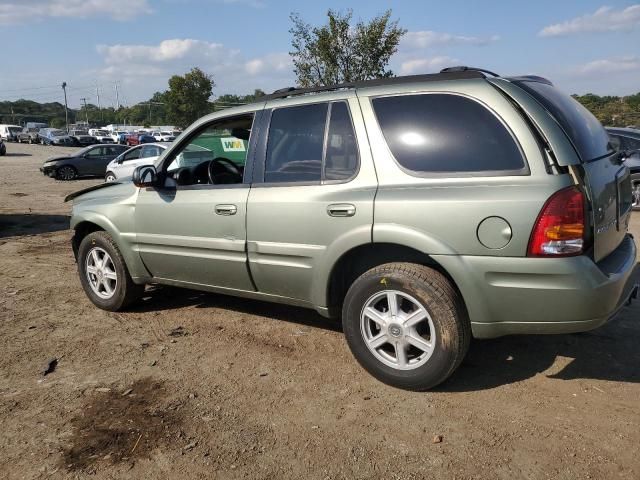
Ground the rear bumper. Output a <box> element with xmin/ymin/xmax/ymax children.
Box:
<box><xmin>435</xmin><ymin>235</ymin><xmax>638</xmax><ymax>339</ymax></box>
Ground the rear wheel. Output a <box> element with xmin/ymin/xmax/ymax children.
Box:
<box><xmin>56</xmin><ymin>166</ymin><xmax>77</xmax><ymax>181</ymax></box>
<box><xmin>78</xmin><ymin>231</ymin><xmax>144</xmax><ymax>311</ymax></box>
<box><xmin>342</xmin><ymin>263</ymin><xmax>470</xmax><ymax>391</ymax></box>
<box><xmin>632</xmin><ymin>173</ymin><xmax>640</xmax><ymax>211</ymax></box>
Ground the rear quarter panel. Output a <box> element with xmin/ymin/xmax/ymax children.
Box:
<box><xmin>358</xmin><ymin>79</ymin><xmax>573</xmax><ymax>257</ymax></box>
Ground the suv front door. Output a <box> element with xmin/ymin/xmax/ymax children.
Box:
<box><xmin>133</xmin><ymin>111</ymin><xmax>258</xmax><ymax>291</ymax></box>
<box><xmin>246</xmin><ymin>95</ymin><xmax>376</xmax><ymax>305</ymax></box>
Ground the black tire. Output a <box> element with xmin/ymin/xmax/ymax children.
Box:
<box><xmin>342</xmin><ymin>262</ymin><xmax>470</xmax><ymax>391</ymax></box>
<box><xmin>28</xmin><ymin>137</ymin><xmax>33</xmax><ymax>144</ymax></box>
<box><xmin>56</xmin><ymin>165</ymin><xmax>77</xmax><ymax>180</ymax></box>
<box><xmin>105</xmin><ymin>171</ymin><xmax>117</xmax><ymax>183</ymax></box>
<box><xmin>631</xmin><ymin>173</ymin><xmax>640</xmax><ymax>211</ymax></box>
<box><xmin>77</xmin><ymin>231</ymin><xmax>145</xmax><ymax>311</ymax></box>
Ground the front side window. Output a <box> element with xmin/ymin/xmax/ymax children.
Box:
<box><xmin>85</xmin><ymin>147</ymin><xmax>105</xmax><ymax>157</ymax></box>
<box><xmin>372</xmin><ymin>94</ymin><xmax>525</xmax><ymax>174</ymax></box>
<box><xmin>141</xmin><ymin>145</ymin><xmax>161</xmax><ymax>158</ymax></box>
<box><xmin>122</xmin><ymin>147</ymin><xmax>142</xmax><ymax>162</ymax></box>
<box><xmin>164</xmin><ymin>113</ymin><xmax>253</xmax><ymax>186</ymax></box>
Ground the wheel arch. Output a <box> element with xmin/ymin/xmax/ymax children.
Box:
<box><xmin>71</xmin><ymin>213</ymin><xmax>151</xmax><ymax>282</ymax></box>
<box><xmin>324</xmin><ymin>242</ymin><xmax>468</xmax><ymax>319</ymax></box>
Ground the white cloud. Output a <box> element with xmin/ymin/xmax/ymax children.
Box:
<box><xmin>93</xmin><ymin>38</ymin><xmax>293</xmax><ymax>103</ymax></box>
<box><xmin>571</xmin><ymin>56</ymin><xmax>640</xmax><ymax>75</ymax></box>
<box><xmin>403</xmin><ymin>31</ymin><xmax>500</xmax><ymax>49</ymax></box>
<box><xmin>0</xmin><ymin>0</ymin><xmax>152</xmax><ymax>25</ymax></box>
<box><xmin>539</xmin><ymin>4</ymin><xmax>640</xmax><ymax>37</ymax></box>
<box><xmin>399</xmin><ymin>56</ymin><xmax>459</xmax><ymax>75</ymax></box>
<box><xmin>244</xmin><ymin>53</ymin><xmax>292</xmax><ymax>75</ymax></box>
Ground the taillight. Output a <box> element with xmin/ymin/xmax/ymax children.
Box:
<box><xmin>528</xmin><ymin>186</ymin><xmax>585</xmax><ymax>257</ymax></box>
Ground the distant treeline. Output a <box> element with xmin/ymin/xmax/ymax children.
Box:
<box><xmin>0</xmin><ymin>89</ymin><xmax>266</xmax><ymax>129</ymax></box>
<box><xmin>1</xmin><ymin>89</ymin><xmax>638</xmax><ymax>129</ymax></box>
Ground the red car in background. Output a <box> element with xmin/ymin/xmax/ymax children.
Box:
<box><xmin>126</xmin><ymin>133</ymin><xmax>156</xmax><ymax>146</ymax></box>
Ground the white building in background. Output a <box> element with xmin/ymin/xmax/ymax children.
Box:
<box><xmin>105</xmin><ymin>124</ymin><xmax>178</xmax><ymax>133</ymax></box>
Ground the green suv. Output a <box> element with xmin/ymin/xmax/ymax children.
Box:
<box><xmin>67</xmin><ymin>68</ymin><xmax>638</xmax><ymax>390</ymax></box>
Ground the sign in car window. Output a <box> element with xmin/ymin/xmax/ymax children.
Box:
<box><xmin>191</xmin><ymin>133</ymin><xmax>248</xmax><ymax>166</ymax></box>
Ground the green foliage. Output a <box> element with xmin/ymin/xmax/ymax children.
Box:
<box><xmin>289</xmin><ymin>9</ymin><xmax>406</xmax><ymax>87</ymax></box>
<box><xmin>573</xmin><ymin>93</ymin><xmax>640</xmax><ymax>127</ymax></box>
<box><xmin>165</xmin><ymin>68</ymin><xmax>214</xmax><ymax>128</ymax></box>
<box><xmin>211</xmin><ymin>89</ymin><xmax>266</xmax><ymax>111</ymax></box>
<box><xmin>0</xmin><ymin>99</ymin><xmax>70</xmax><ymax>127</ymax></box>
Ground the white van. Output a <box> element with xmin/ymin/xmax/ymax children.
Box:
<box><xmin>0</xmin><ymin>125</ymin><xmax>22</xmax><ymax>141</ymax></box>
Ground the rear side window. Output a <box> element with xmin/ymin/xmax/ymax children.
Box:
<box><xmin>324</xmin><ymin>102</ymin><xmax>359</xmax><ymax>181</ymax></box>
<box><xmin>516</xmin><ymin>81</ymin><xmax>612</xmax><ymax>162</ymax></box>
<box><xmin>372</xmin><ymin>94</ymin><xmax>525</xmax><ymax>174</ymax></box>
<box><xmin>265</xmin><ymin>103</ymin><xmax>328</xmax><ymax>183</ymax></box>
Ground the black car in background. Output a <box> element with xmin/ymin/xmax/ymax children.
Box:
<box><xmin>40</xmin><ymin>144</ymin><xmax>128</xmax><ymax>180</ymax></box>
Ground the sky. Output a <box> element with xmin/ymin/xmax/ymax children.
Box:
<box><xmin>1</xmin><ymin>0</ymin><xmax>639</xmax><ymax>109</ymax></box>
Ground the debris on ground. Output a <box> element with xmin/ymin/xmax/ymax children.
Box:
<box><xmin>433</xmin><ymin>435</ymin><xmax>443</xmax><ymax>444</ymax></box>
<box><xmin>168</xmin><ymin>326</ymin><xmax>188</xmax><ymax>337</ymax></box>
<box><xmin>42</xmin><ymin>358</ymin><xmax>58</xmax><ymax>376</ymax></box>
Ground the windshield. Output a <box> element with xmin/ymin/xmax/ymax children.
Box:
<box><xmin>9</xmin><ymin>127</ymin><xmax>21</xmax><ymax>133</ymax></box>
<box><xmin>94</xmin><ymin>130</ymin><xmax>108</xmax><ymax>135</ymax></box>
<box><xmin>51</xmin><ymin>130</ymin><xmax>67</xmax><ymax>136</ymax></box>
<box><xmin>515</xmin><ymin>81</ymin><xmax>613</xmax><ymax>161</ymax></box>
<box><xmin>161</xmin><ymin>131</ymin><xmax>172</xmax><ymax>135</ymax></box>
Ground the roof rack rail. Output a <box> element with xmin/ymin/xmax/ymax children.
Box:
<box><xmin>262</xmin><ymin>69</ymin><xmax>486</xmax><ymax>101</ymax></box>
<box><xmin>440</xmin><ymin>66</ymin><xmax>500</xmax><ymax>77</ymax></box>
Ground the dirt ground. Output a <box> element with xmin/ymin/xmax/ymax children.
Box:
<box><xmin>1</xmin><ymin>142</ymin><xmax>639</xmax><ymax>480</ymax></box>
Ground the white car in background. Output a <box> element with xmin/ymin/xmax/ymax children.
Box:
<box><xmin>152</xmin><ymin>130</ymin><xmax>176</xmax><ymax>142</ymax></box>
<box><xmin>111</xmin><ymin>130</ymin><xmax>130</xmax><ymax>143</ymax></box>
<box><xmin>104</xmin><ymin>142</ymin><xmax>170</xmax><ymax>182</ymax></box>
<box><xmin>89</xmin><ymin>129</ymin><xmax>114</xmax><ymax>144</ymax></box>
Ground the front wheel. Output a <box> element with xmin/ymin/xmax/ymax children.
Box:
<box><xmin>105</xmin><ymin>171</ymin><xmax>117</xmax><ymax>183</ymax></box>
<box><xmin>56</xmin><ymin>166</ymin><xmax>77</xmax><ymax>180</ymax></box>
<box><xmin>632</xmin><ymin>173</ymin><xmax>640</xmax><ymax>211</ymax></box>
<box><xmin>78</xmin><ymin>231</ymin><xmax>145</xmax><ymax>311</ymax></box>
<box><xmin>342</xmin><ymin>263</ymin><xmax>470</xmax><ymax>391</ymax></box>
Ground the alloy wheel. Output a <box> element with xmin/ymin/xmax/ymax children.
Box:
<box><xmin>360</xmin><ymin>290</ymin><xmax>436</xmax><ymax>370</ymax></box>
<box><xmin>85</xmin><ymin>247</ymin><xmax>118</xmax><ymax>299</ymax></box>
<box><xmin>632</xmin><ymin>179</ymin><xmax>640</xmax><ymax>209</ymax></box>
<box><xmin>58</xmin><ymin>166</ymin><xmax>75</xmax><ymax>180</ymax></box>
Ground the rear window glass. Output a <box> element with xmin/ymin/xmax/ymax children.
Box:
<box><xmin>516</xmin><ymin>81</ymin><xmax>613</xmax><ymax>161</ymax></box>
<box><xmin>372</xmin><ymin>94</ymin><xmax>525</xmax><ymax>174</ymax></box>
<box><xmin>265</xmin><ymin>103</ymin><xmax>328</xmax><ymax>183</ymax></box>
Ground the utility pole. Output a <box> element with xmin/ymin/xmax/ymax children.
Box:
<box><xmin>80</xmin><ymin>97</ymin><xmax>89</xmax><ymax>124</ymax></box>
<box><xmin>96</xmin><ymin>84</ymin><xmax>103</xmax><ymax>123</ymax></box>
<box><xmin>143</xmin><ymin>101</ymin><xmax>164</xmax><ymax>126</ymax></box>
<box><xmin>114</xmin><ymin>82</ymin><xmax>120</xmax><ymax>109</ymax></box>
<box><xmin>61</xmin><ymin>82</ymin><xmax>69</xmax><ymax>132</ymax></box>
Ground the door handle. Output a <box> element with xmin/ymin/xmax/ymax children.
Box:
<box><xmin>215</xmin><ymin>204</ymin><xmax>237</xmax><ymax>216</ymax></box>
<box><xmin>327</xmin><ymin>203</ymin><xmax>356</xmax><ymax>217</ymax></box>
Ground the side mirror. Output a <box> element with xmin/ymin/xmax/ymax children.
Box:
<box><xmin>132</xmin><ymin>165</ymin><xmax>158</xmax><ymax>188</ymax></box>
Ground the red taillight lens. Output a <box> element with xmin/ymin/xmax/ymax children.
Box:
<box><xmin>528</xmin><ymin>186</ymin><xmax>585</xmax><ymax>257</ymax></box>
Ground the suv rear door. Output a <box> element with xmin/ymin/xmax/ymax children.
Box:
<box><xmin>246</xmin><ymin>94</ymin><xmax>376</xmax><ymax>305</ymax></box>
<box><xmin>494</xmin><ymin>79</ymin><xmax>633</xmax><ymax>261</ymax></box>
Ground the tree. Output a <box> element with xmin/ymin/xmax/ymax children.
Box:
<box><xmin>289</xmin><ymin>9</ymin><xmax>406</xmax><ymax>87</ymax></box>
<box><xmin>165</xmin><ymin>67</ymin><xmax>214</xmax><ymax>128</ymax></box>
